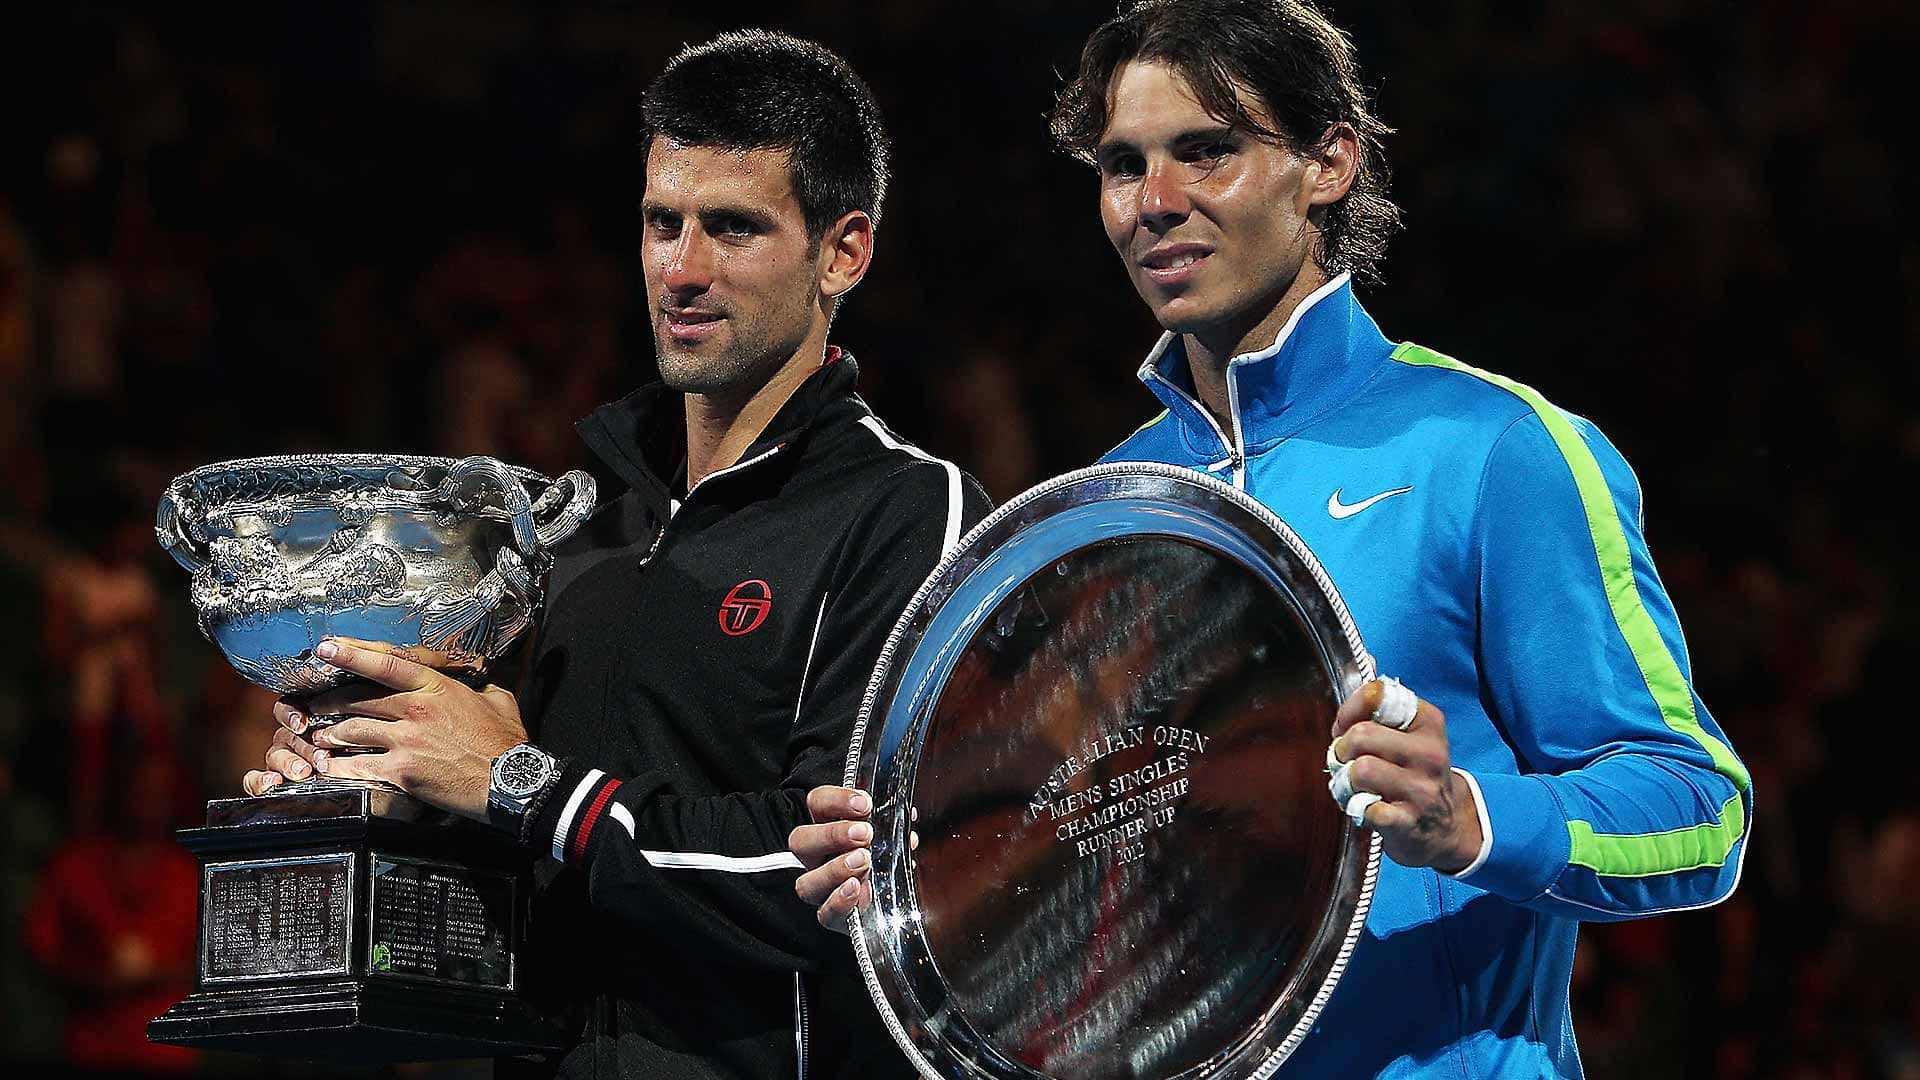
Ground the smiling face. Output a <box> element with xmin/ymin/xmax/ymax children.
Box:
<box><xmin>1096</xmin><ymin>60</ymin><xmax>1331</xmax><ymax>360</ymax></box>
<box><xmin>641</xmin><ymin>140</ymin><xmax>827</xmax><ymax>398</ymax></box>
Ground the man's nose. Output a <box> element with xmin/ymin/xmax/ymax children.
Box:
<box><xmin>660</xmin><ymin>231</ymin><xmax>713</xmax><ymax>296</ymax></box>
<box><xmin>1138</xmin><ymin>163</ymin><xmax>1192</xmax><ymax>234</ymax></box>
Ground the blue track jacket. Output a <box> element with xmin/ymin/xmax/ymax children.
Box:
<box><xmin>1102</xmin><ymin>273</ymin><xmax>1751</xmax><ymax>1078</ymax></box>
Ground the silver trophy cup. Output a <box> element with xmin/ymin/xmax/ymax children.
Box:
<box><xmin>156</xmin><ymin>452</ymin><xmax>594</xmax><ymax>700</ymax></box>
<box><xmin>147</xmin><ymin>454</ymin><xmax>593</xmax><ymax>1061</ymax></box>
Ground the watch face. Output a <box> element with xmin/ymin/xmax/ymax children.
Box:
<box><xmin>495</xmin><ymin>747</ymin><xmax>551</xmax><ymax>798</ymax></box>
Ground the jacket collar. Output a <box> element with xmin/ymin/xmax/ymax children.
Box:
<box><xmin>1136</xmin><ymin>272</ymin><xmax>1393</xmax><ymax>456</ymax></box>
<box><xmin>575</xmin><ymin>348</ymin><xmax>860</xmax><ymax>501</ymax></box>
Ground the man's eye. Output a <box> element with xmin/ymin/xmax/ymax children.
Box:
<box><xmin>1103</xmin><ymin>155</ymin><xmax>1145</xmax><ymax>179</ymax></box>
<box><xmin>646</xmin><ymin>212</ymin><xmax>680</xmax><ymax>233</ymax></box>
<box><xmin>1182</xmin><ymin>143</ymin><xmax>1234</xmax><ymax>165</ymax></box>
<box><xmin>715</xmin><ymin>217</ymin><xmax>756</xmax><ymax>236</ymax></box>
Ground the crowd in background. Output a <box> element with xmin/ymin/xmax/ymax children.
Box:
<box><xmin>2</xmin><ymin>2</ymin><xmax>1915</xmax><ymax>1076</ymax></box>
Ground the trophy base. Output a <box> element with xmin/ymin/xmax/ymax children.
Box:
<box><xmin>150</xmin><ymin>785</ymin><xmax>567</xmax><ymax>1063</ymax></box>
<box><xmin>236</xmin><ymin>772</ymin><xmax>412</xmax><ymax>807</ymax></box>
<box><xmin>148</xmin><ymin>975</ymin><xmax>564</xmax><ymax>1062</ymax></box>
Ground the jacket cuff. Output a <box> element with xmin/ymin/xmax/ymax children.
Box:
<box><xmin>1453</xmin><ymin>770</ymin><xmax>1570</xmax><ymax>901</ymax></box>
<box><xmin>1443</xmin><ymin>767</ymin><xmax>1494</xmax><ymax>879</ymax></box>
<box><xmin>525</xmin><ymin>762</ymin><xmax>621</xmax><ymax>864</ymax></box>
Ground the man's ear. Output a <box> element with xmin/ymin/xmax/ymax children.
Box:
<box><xmin>817</xmin><ymin>210</ymin><xmax>875</xmax><ymax>301</ymax></box>
<box><xmin>1300</xmin><ymin>122</ymin><xmax>1360</xmax><ymax>210</ymax></box>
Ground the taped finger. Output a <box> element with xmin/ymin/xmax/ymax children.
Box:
<box><xmin>1329</xmin><ymin>762</ymin><xmax>1356</xmax><ymax>806</ymax></box>
<box><xmin>1372</xmin><ymin>676</ymin><xmax>1418</xmax><ymax>731</ymax></box>
<box><xmin>1344</xmin><ymin>791</ymin><xmax>1382</xmax><ymax>826</ymax></box>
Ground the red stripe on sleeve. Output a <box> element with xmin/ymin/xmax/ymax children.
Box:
<box><xmin>568</xmin><ymin>779</ymin><xmax>623</xmax><ymax>863</ymax></box>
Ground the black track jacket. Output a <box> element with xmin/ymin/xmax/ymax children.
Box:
<box><xmin>501</xmin><ymin>353</ymin><xmax>990</xmax><ymax>1079</ymax></box>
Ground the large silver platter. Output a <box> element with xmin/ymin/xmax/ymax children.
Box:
<box><xmin>846</xmin><ymin>462</ymin><xmax>1379</xmax><ymax>1080</ymax></box>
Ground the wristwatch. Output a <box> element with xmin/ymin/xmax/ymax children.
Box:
<box><xmin>488</xmin><ymin>743</ymin><xmax>562</xmax><ymax>842</ymax></box>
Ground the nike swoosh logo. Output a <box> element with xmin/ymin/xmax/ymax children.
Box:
<box><xmin>1327</xmin><ymin>486</ymin><xmax>1413</xmax><ymax>519</ymax></box>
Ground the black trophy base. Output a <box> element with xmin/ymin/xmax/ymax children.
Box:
<box><xmin>150</xmin><ymin>976</ymin><xmax>563</xmax><ymax>1061</ymax></box>
<box><xmin>150</xmin><ymin>783</ymin><xmax>567</xmax><ymax>1063</ymax></box>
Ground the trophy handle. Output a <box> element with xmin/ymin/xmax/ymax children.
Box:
<box><xmin>529</xmin><ymin>469</ymin><xmax>596</xmax><ymax>552</ymax></box>
<box><xmin>155</xmin><ymin>488</ymin><xmax>209</xmax><ymax>574</ymax></box>
<box><xmin>439</xmin><ymin>458</ymin><xmax>596</xmax><ymax>563</ymax></box>
<box><xmin>418</xmin><ymin>547</ymin><xmax>536</xmax><ymax>659</ymax></box>
<box><xmin>441</xmin><ymin>457</ymin><xmax>541</xmax><ymax>554</ymax></box>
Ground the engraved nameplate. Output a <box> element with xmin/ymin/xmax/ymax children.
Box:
<box><xmin>202</xmin><ymin>854</ymin><xmax>354</xmax><ymax>984</ymax></box>
<box><xmin>367</xmin><ymin>857</ymin><xmax>514</xmax><ymax>990</ymax></box>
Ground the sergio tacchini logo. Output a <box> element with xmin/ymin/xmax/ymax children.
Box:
<box><xmin>718</xmin><ymin>579</ymin><xmax>773</xmax><ymax>636</ymax></box>
<box><xmin>1327</xmin><ymin>485</ymin><xmax>1413</xmax><ymax>520</ymax></box>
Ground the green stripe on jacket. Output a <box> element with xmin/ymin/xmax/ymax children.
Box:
<box><xmin>1390</xmin><ymin>342</ymin><xmax>1750</xmax><ymax>878</ymax></box>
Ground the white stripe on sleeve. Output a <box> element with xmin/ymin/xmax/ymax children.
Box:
<box><xmin>639</xmin><ymin>850</ymin><xmax>805</xmax><ymax>873</ymax></box>
<box><xmin>551</xmin><ymin>768</ymin><xmax>606</xmax><ymax>862</ymax></box>
<box><xmin>608</xmin><ymin>802</ymin><xmax>636</xmax><ymax>839</ymax></box>
<box><xmin>588</xmin><ymin>793</ymin><xmax>801</xmax><ymax>872</ymax></box>
<box><xmin>856</xmin><ymin>415</ymin><xmax>963</xmax><ymax>555</ymax></box>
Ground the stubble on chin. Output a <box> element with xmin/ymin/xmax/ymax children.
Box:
<box><xmin>653</xmin><ymin>318</ymin><xmax>758</xmax><ymax>395</ymax></box>
<box><xmin>656</xmin><ymin>346</ymin><xmax>741</xmax><ymax>395</ymax></box>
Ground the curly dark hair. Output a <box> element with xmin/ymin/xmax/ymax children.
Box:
<box><xmin>1050</xmin><ymin>0</ymin><xmax>1400</xmax><ymax>285</ymax></box>
<box><xmin>642</xmin><ymin>30</ymin><xmax>890</xmax><ymax>240</ymax></box>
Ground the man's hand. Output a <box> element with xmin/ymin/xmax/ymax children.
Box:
<box><xmin>241</xmin><ymin>723</ymin><xmax>325</xmax><ymax>794</ymax></box>
<box><xmin>240</xmin><ymin>638</ymin><xmax>528</xmax><ymax>820</ymax></box>
<box><xmin>790</xmin><ymin>785</ymin><xmax>922</xmax><ymax>932</ymax></box>
<box><xmin>1329</xmin><ymin>678</ymin><xmax>1483</xmax><ymax>873</ymax></box>
<box><xmin>791</xmin><ymin>786</ymin><xmax>873</xmax><ymax>932</ymax></box>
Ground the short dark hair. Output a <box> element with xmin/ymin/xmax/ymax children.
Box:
<box><xmin>642</xmin><ymin>30</ymin><xmax>890</xmax><ymax>240</ymax></box>
<box><xmin>1050</xmin><ymin>0</ymin><xmax>1400</xmax><ymax>284</ymax></box>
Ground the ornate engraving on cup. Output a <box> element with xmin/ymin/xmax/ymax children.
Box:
<box><xmin>157</xmin><ymin>454</ymin><xmax>595</xmax><ymax>695</ymax></box>
<box><xmin>846</xmin><ymin>462</ymin><xmax>1380</xmax><ymax>1080</ymax></box>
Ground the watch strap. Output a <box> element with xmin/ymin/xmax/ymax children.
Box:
<box><xmin>515</xmin><ymin>759</ymin><xmax>567</xmax><ymax>846</ymax></box>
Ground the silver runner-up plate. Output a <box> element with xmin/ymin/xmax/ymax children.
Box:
<box><xmin>846</xmin><ymin>462</ymin><xmax>1382</xmax><ymax>1080</ymax></box>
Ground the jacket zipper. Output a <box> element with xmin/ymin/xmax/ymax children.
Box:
<box><xmin>793</xmin><ymin>972</ymin><xmax>810</xmax><ymax>1080</ymax></box>
<box><xmin>636</xmin><ymin>442</ymin><xmax>789</xmax><ymax>570</ymax></box>
<box><xmin>1142</xmin><ymin>367</ymin><xmax>1245</xmax><ymax>488</ymax></box>
<box><xmin>687</xmin><ymin>442</ymin><xmax>787</xmax><ymax>500</ymax></box>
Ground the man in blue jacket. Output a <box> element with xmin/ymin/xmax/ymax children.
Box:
<box><xmin>793</xmin><ymin>1</ymin><xmax>1750</xmax><ymax>1076</ymax></box>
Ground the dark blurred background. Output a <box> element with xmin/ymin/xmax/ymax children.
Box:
<box><xmin>2</xmin><ymin>1</ymin><xmax>1915</xmax><ymax>1077</ymax></box>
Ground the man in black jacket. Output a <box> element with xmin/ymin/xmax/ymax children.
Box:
<box><xmin>245</xmin><ymin>31</ymin><xmax>989</xmax><ymax>1079</ymax></box>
